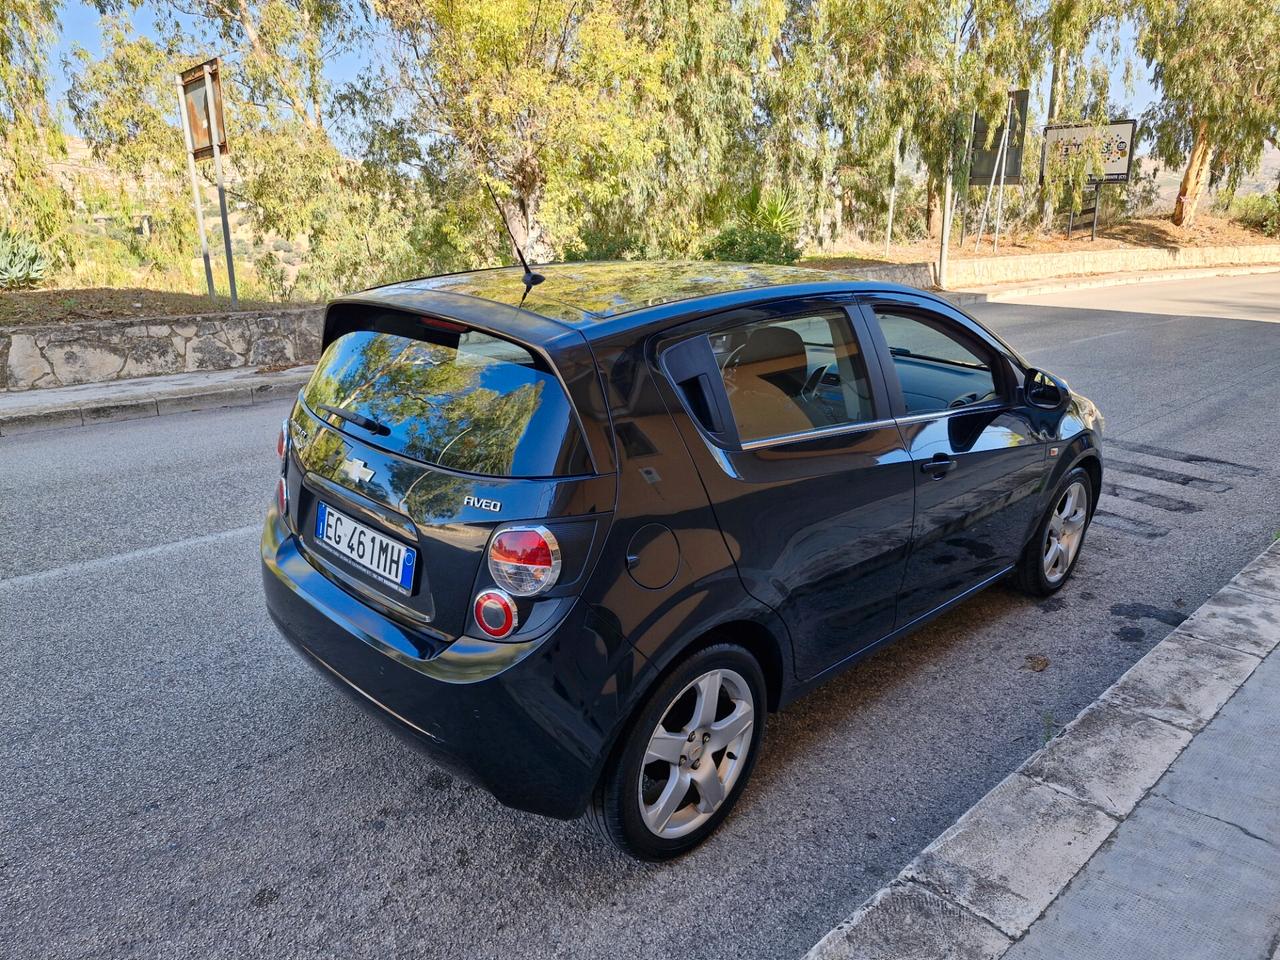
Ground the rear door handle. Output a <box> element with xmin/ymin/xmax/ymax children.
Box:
<box><xmin>921</xmin><ymin>456</ymin><xmax>957</xmax><ymax>477</ymax></box>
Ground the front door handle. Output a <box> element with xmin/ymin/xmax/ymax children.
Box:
<box><xmin>921</xmin><ymin>455</ymin><xmax>957</xmax><ymax>477</ymax></box>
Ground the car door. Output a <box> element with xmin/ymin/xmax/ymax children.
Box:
<box><xmin>655</xmin><ymin>297</ymin><xmax>916</xmax><ymax>681</ymax></box>
<box><xmin>858</xmin><ymin>294</ymin><xmax>1047</xmax><ymax>625</ymax></box>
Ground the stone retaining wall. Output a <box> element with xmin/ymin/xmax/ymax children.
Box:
<box><xmin>857</xmin><ymin>261</ymin><xmax>938</xmax><ymax>288</ymax></box>
<box><xmin>943</xmin><ymin>242</ymin><xmax>1280</xmax><ymax>289</ymax></box>
<box><xmin>0</xmin><ymin>307</ymin><xmax>324</xmax><ymax>391</ymax></box>
<box><xmin>6</xmin><ymin>244</ymin><xmax>1278</xmax><ymax>390</ymax></box>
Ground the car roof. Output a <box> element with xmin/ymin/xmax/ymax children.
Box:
<box><xmin>327</xmin><ymin>259</ymin><xmax>973</xmax><ymax>352</ymax></box>
<box><xmin>346</xmin><ymin>260</ymin><xmax>865</xmax><ymax>325</ymax></box>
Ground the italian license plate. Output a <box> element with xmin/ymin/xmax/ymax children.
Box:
<box><xmin>314</xmin><ymin>501</ymin><xmax>416</xmax><ymax>592</ymax></box>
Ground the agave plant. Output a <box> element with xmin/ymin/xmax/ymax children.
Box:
<box><xmin>0</xmin><ymin>230</ymin><xmax>50</xmax><ymax>290</ymax></box>
<box><xmin>742</xmin><ymin>186</ymin><xmax>805</xmax><ymax>237</ymax></box>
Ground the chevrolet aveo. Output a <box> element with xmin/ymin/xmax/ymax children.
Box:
<box><xmin>261</xmin><ymin>261</ymin><xmax>1103</xmax><ymax>860</ymax></box>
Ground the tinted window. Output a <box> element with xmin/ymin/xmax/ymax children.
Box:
<box><xmin>710</xmin><ymin>310</ymin><xmax>875</xmax><ymax>443</ymax></box>
<box><xmin>303</xmin><ymin>328</ymin><xmax>590</xmax><ymax>477</ymax></box>
<box><xmin>874</xmin><ymin>309</ymin><xmax>999</xmax><ymax>415</ymax></box>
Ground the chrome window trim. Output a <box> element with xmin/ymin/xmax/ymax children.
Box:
<box><xmin>735</xmin><ymin>401</ymin><xmax>1009</xmax><ymax>452</ymax></box>
<box><xmin>893</xmin><ymin>401</ymin><xmax>1007</xmax><ymax>426</ymax></box>
<box><xmin>737</xmin><ymin>417</ymin><xmax>897</xmax><ymax>450</ymax></box>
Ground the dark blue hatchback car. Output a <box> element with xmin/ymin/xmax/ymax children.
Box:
<box><xmin>262</xmin><ymin>261</ymin><xmax>1103</xmax><ymax>859</ymax></box>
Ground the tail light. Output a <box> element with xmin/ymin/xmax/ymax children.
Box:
<box><xmin>474</xmin><ymin>589</ymin><xmax>518</xmax><ymax>639</ymax></box>
<box><xmin>276</xmin><ymin>418</ymin><xmax>289</xmax><ymax>462</ymax></box>
<box><xmin>275</xmin><ymin>475</ymin><xmax>288</xmax><ymax>517</ymax></box>
<box><xmin>487</xmin><ymin>526</ymin><xmax>561</xmax><ymax>596</ymax></box>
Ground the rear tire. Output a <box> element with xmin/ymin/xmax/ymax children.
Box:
<box><xmin>1014</xmin><ymin>465</ymin><xmax>1094</xmax><ymax>597</ymax></box>
<box><xmin>587</xmin><ymin>643</ymin><xmax>766</xmax><ymax>861</ymax></box>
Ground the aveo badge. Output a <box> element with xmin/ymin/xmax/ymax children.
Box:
<box><xmin>464</xmin><ymin>495</ymin><xmax>502</xmax><ymax>513</ymax></box>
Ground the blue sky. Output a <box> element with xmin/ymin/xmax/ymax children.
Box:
<box><xmin>50</xmin><ymin>1</ymin><xmax>1159</xmax><ymax>141</ymax></box>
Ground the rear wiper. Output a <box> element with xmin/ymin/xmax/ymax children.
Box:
<box><xmin>318</xmin><ymin>404</ymin><xmax>390</xmax><ymax>436</ymax></box>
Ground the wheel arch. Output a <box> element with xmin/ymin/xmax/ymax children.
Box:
<box><xmin>587</xmin><ymin>607</ymin><xmax>791</xmax><ymax>801</ymax></box>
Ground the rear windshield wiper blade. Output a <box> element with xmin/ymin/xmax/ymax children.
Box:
<box><xmin>318</xmin><ymin>404</ymin><xmax>390</xmax><ymax>436</ymax></box>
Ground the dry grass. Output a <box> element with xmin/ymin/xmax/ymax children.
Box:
<box><xmin>0</xmin><ymin>287</ymin><xmax>296</xmax><ymax>327</ymax></box>
<box><xmin>803</xmin><ymin>214</ymin><xmax>1276</xmax><ymax>270</ymax></box>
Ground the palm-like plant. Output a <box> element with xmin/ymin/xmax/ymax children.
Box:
<box><xmin>0</xmin><ymin>231</ymin><xmax>50</xmax><ymax>290</ymax></box>
<box><xmin>742</xmin><ymin>186</ymin><xmax>804</xmax><ymax>237</ymax></box>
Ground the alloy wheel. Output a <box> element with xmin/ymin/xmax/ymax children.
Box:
<box><xmin>1043</xmin><ymin>480</ymin><xmax>1089</xmax><ymax>584</ymax></box>
<box><xmin>638</xmin><ymin>668</ymin><xmax>755</xmax><ymax>839</ymax></box>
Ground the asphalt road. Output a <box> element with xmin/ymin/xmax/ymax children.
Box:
<box><xmin>4</xmin><ymin>273</ymin><xmax>1279</xmax><ymax>960</ymax></box>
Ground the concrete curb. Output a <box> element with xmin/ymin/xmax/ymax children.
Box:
<box><xmin>943</xmin><ymin>264</ymin><xmax>1280</xmax><ymax>305</ymax></box>
<box><xmin>804</xmin><ymin>539</ymin><xmax>1280</xmax><ymax>960</ymax></box>
<box><xmin>0</xmin><ymin>366</ymin><xmax>314</xmax><ymax>437</ymax></box>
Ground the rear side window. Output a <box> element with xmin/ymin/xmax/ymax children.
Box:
<box><xmin>304</xmin><ymin>328</ymin><xmax>591</xmax><ymax>477</ymax></box>
<box><xmin>711</xmin><ymin>310</ymin><xmax>875</xmax><ymax>443</ymax></box>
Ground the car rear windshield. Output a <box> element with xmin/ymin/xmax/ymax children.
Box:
<box><xmin>303</xmin><ymin>327</ymin><xmax>591</xmax><ymax>478</ymax></box>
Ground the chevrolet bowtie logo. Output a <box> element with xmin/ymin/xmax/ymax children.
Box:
<box><xmin>339</xmin><ymin>456</ymin><xmax>374</xmax><ymax>484</ymax></box>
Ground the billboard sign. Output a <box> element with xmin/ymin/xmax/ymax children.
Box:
<box><xmin>1042</xmin><ymin>120</ymin><xmax>1136</xmax><ymax>184</ymax></box>
<box><xmin>968</xmin><ymin>90</ymin><xmax>1029</xmax><ymax>186</ymax></box>
<box><xmin>180</xmin><ymin>58</ymin><xmax>228</xmax><ymax>161</ymax></box>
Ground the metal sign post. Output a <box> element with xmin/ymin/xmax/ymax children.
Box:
<box><xmin>201</xmin><ymin>62</ymin><xmax>237</xmax><ymax>306</ymax></box>
<box><xmin>973</xmin><ymin>94</ymin><xmax>1013</xmax><ymax>251</ymax></box>
<box><xmin>991</xmin><ymin>96</ymin><xmax>1014</xmax><ymax>253</ymax></box>
<box><xmin>176</xmin><ymin>87</ymin><xmax>215</xmax><ymax>298</ymax></box>
<box><xmin>178</xmin><ymin>58</ymin><xmax>236</xmax><ymax>305</ymax></box>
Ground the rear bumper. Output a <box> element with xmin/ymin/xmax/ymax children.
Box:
<box><xmin>260</xmin><ymin>506</ymin><xmax>646</xmax><ymax>819</ymax></box>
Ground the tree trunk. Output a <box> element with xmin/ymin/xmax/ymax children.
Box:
<box><xmin>926</xmin><ymin>176</ymin><xmax>941</xmax><ymax>237</ymax></box>
<box><xmin>500</xmin><ymin>193</ymin><xmax>555</xmax><ymax>265</ymax></box>
<box><xmin>1039</xmin><ymin>45</ymin><xmax>1067</xmax><ymax>229</ymax></box>
<box><xmin>1173</xmin><ymin>120</ymin><xmax>1213</xmax><ymax>227</ymax></box>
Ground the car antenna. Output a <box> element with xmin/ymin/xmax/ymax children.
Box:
<box><xmin>483</xmin><ymin>180</ymin><xmax>544</xmax><ymax>308</ymax></box>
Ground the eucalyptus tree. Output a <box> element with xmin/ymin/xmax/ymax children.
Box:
<box><xmin>871</xmin><ymin>0</ymin><xmax>1042</xmax><ymax>241</ymax></box>
<box><xmin>615</xmin><ymin>0</ymin><xmax>781</xmax><ymax>256</ymax></box>
<box><xmin>68</xmin><ymin>0</ymin><xmax>439</xmax><ymax>296</ymax></box>
<box><xmin>1037</xmin><ymin>0</ymin><xmax>1133</xmax><ymax>220</ymax></box>
<box><xmin>374</xmin><ymin>0</ymin><xmax>671</xmax><ymax>262</ymax></box>
<box><xmin>1138</xmin><ymin>0</ymin><xmax>1280</xmax><ymax>226</ymax></box>
<box><xmin>0</xmin><ymin>0</ymin><xmax>71</xmax><ymax>248</ymax></box>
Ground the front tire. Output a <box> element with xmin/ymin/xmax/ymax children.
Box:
<box><xmin>588</xmin><ymin>643</ymin><xmax>766</xmax><ymax>861</ymax></box>
<box><xmin>1014</xmin><ymin>465</ymin><xmax>1094</xmax><ymax>596</ymax></box>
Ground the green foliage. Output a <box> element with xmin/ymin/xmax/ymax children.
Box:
<box><xmin>1137</xmin><ymin>0</ymin><xmax>1280</xmax><ymax>223</ymax></box>
<box><xmin>743</xmin><ymin>187</ymin><xmax>805</xmax><ymax>238</ymax></box>
<box><xmin>375</xmin><ymin>0</ymin><xmax>671</xmax><ymax>261</ymax></box>
<box><xmin>702</xmin><ymin>224</ymin><xmax>802</xmax><ymax>265</ymax></box>
<box><xmin>15</xmin><ymin>0</ymin><xmax>1275</xmax><ymax>305</ymax></box>
<box><xmin>1</xmin><ymin>0</ymin><xmax>73</xmax><ymax>253</ymax></box>
<box><xmin>1229</xmin><ymin>193</ymin><xmax>1280</xmax><ymax>238</ymax></box>
<box><xmin>0</xmin><ymin>229</ymin><xmax>50</xmax><ymax>288</ymax></box>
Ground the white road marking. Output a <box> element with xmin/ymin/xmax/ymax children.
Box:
<box><xmin>0</xmin><ymin>524</ymin><xmax>260</xmax><ymax>589</ymax></box>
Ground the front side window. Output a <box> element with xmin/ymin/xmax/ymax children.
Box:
<box><xmin>873</xmin><ymin>309</ymin><xmax>1000</xmax><ymax>415</ymax></box>
<box><xmin>710</xmin><ymin>309</ymin><xmax>875</xmax><ymax>443</ymax></box>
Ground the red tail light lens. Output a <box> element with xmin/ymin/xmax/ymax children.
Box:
<box><xmin>474</xmin><ymin>589</ymin><xmax>518</xmax><ymax>639</ymax></box>
<box><xmin>487</xmin><ymin>526</ymin><xmax>561</xmax><ymax>597</ymax></box>
<box><xmin>276</xmin><ymin>419</ymin><xmax>289</xmax><ymax>461</ymax></box>
<box><xmin>275</xmin><ymin>476</ymin><xmax>288</xmax><ymax>517</ymax></box>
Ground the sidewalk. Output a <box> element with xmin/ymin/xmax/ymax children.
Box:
<box><xmin>0</xmin><ymin>365</ymin><xmax>313</xmax><ymax>436</ymax></box>
<box><xmin>807</xmin><ymin>540</ymin><xmax>1280</xmax><ymax>960</ymax></box>
<box><xmin>944</xmin><ymin>263</ymin><xmax>1280</xmax><ymax>305</ymax></box>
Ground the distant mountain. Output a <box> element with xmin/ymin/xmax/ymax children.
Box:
<box><xmin>1145</xmin><ymin>143</ymin><xmax>1279</xmax><ymax>205</ymax></box>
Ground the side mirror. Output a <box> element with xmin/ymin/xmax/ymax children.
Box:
<box><xmin>1024</xmin><ymin>368</ymin><xmax>1069</xmax><ymax>410</ymax></box>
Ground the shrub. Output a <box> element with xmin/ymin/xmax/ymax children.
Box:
<box><xmin>702</xmin><ymin>224</ymin><xmax>802</xmax><ymax>264</ymax></box>
<box><xmin>0</xmin><ymin>230</ymin><xmax>50</xmax><ymax>289</ymax></box>
<box><xmin>1231</xmin><ymin>192</ymin><xmax>1280</xmax><ymax>237</ymax></box>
